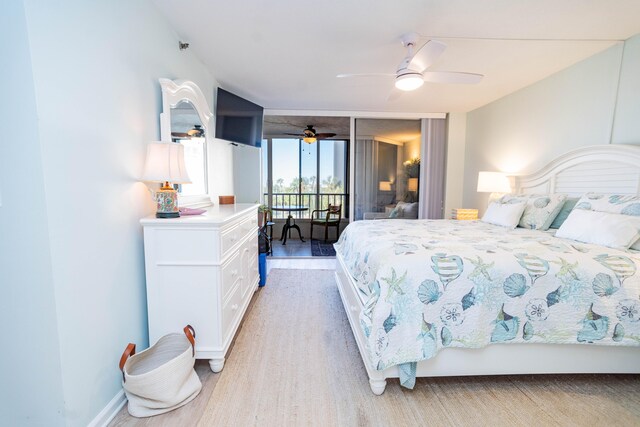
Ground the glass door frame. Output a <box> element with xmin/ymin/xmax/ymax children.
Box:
<box><xmin>261</xmin><ymin>111</ymin><xmax>446</xmax><ymax>223</ymax></box>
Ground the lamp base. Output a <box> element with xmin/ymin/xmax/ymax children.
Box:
<box><xmin>155</xmin><ymin>182</ymin><xmax>180</xmax><ymax>219</ymax></box>
<box><xmin>156</xmin><ymin>211</ymin><xmax>180</xmax><ymax>218</ymax></box>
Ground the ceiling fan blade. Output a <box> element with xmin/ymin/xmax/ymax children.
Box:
<box><xmin>386</xmin><ymin>88</ymin><xmax>403</xmax><ymax>103</ymax></box>
<box><xmin>337</xmin><ymin>73</ymin><xmax>395</xmax><ymax>78</ymax></box>
<box><xmin>408</xmin><ymin>40</ymin><xmax>447</xmax><ymax>72</ymax></box>
<box><xmin>171</xmin><ymin>132</ymin><xmax>190</xmax><ymax>138</ymax></box>
<box><xmin>284</xmin><ymin>133</ymin><xmax>304</xmax><ymax>136</ymax></box>
<box><xmin>423</xmin><ymin>71</ymin><xmax>483</xmax><ymax>84</ymax></box>
<box><xmin>315</xmin><ymin>133</ymin><xmax>336</xmax><ymax>138</ymax></box>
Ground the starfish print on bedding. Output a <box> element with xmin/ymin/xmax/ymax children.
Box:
<box><xmin>552</xmin><ymin>257</ymin><xmax>579</xmax><ymax>281</ymax></box>
<box><xmin>465</xmin><ymin>255</ymin><xmax>494</xmax><ymax>281</ymax></box>
<box><xmin>382</xmin><ymin>268</ymin><xmax>407</xmax><ymax>302</ymax></box>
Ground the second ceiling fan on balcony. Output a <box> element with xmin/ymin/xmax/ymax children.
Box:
<box><xmin>285</xmin><ymin>125</ymin><xmax>337</xmax><ymax>144</ymax></box>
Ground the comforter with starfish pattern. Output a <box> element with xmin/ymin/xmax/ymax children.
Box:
<box><xmin>334</xmin><ymin>219</ymin><xmax>640</xmax><ymax>388</ymax></box>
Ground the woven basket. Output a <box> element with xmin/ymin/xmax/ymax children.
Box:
<box><xmin>119</xmin><ymin>325</ymin><xmax>202</xmax><ymax>417</ymax></box>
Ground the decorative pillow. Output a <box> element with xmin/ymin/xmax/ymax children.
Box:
<box><xmin>388</xmin><ymin>206</ymin><xmax>401</xmax><ymax>218</ymax></box>
<box><xmin>632</xmin><ymin>238</ymin><xmax>640</xmax><ymax>251</ymax></box>
<box><xmin>573</xmin><ymin>193</ymin><xmax>640</xmax><ymax>216</ymax></box>
<box><xmin>500</xmin><ymin>193</ymin><xmax>567</xmax><ymax>230</ymax></box>
<box><xmin>481</xmin><ymin>201</ymin><xmax>526</xmax><ymax>229</ymax></box>
<box><xmin>400</xmin><ymin>202</ymin><xmax>419</xmax><ymax>219</ymax></box>
<box><xmin>549</xmin><ymin>197</ymin><xmax>579</xmax><ymax>229</ymax></box>
<box><xmin>555</xmin><ymin>209</ymin><xmax>640</xmax><ymax>250</ymax></box>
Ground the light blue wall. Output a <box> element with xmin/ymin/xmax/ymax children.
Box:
<box><xmin>5</xmin><ymin>0</ymin><xmax>224</xmax><ymax>425</ymax></box>
<box><xmin>0</xmin><ymin>1</ymin><xmax>66</xmax><ymax>425</ymax></box>
<box><xmin>462</xmin><ymin>35</ymin><xmax>640</xmax><ymax>210</ymax></box>
<box><xmin>612</xmin><ymin>35</ymin><xmax>640</xmax><ymax>145</ymax></box>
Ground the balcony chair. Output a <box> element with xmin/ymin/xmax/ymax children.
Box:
<box><xmin>310</xmin><ymin>204</ymin><xmax>342</xmax><ymax>242</ymax></box>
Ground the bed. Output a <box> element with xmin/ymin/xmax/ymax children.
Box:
<box><xmin>334</xmin><ymin>144</ymin><xmax>640</xmax><ymax>395</ymax></box>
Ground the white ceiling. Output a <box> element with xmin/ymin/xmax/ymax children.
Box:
<box><xmin>152</xmin><ymin>0</ymin><xmax>640</xmax><ymax>113</ymax></box>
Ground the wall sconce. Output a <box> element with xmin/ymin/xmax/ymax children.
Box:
<box><xmin>141</xmin><ymin>142</ymin><xmax>191</xmax><ymax>218</ymax></box>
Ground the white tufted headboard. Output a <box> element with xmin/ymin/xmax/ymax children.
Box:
<box><xmin>513</xmin><ymin>145</ymin><xmax>640</xmax><ymax>197</ymax></box>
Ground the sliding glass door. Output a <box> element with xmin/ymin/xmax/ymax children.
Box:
<box><xmin>353</xmin><ymin>119</ymin><xmax>422</xmax><ymax>221</ymax></box>
<box><xmin>262</xmin><ymin>138</ymin><xmax>348</xmax><ymax>219</ymax></box>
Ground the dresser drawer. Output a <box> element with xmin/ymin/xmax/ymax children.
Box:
<box><xmin>221</xmin><ymin>251</ymin><xmax>241</xmax><ymax>300</ymax></box>
<box><xmin>221</xmin><ymin>224</ymin><xmax>242</xmax><ymax>257</ymax></box>
<box><xmin>221</xmin><ymin>281</ymin><xmax>242</xmax><ymax>343</ymax></box>
<box><xmin>238</xmin><ymin>215</ymin><xmax>259</xmax><ymax>239</ymax></box>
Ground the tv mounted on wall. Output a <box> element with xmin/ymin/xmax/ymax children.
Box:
<box><xmin>215</xmin><ymin>88</ymin><xmax>263</xmax><ymax>148</ymax></box>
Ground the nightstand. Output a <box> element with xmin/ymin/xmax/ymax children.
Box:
<box><xmin>451</xmin><ymin>208</ymin><xmax>478</xmax><ymax>220</ymax></box>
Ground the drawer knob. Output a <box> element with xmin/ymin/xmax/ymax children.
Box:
<box><xmin>232</xmin><ymin>304</ymin><xmax>239</xmax><ymax>311</ymax></box>
<box><xmin>350</xmin><ymin>305</ymin><xmax>357</xmax><ymax>312</ymax></box>
<box><xmin>231</xmin><ymin>270</ymin><xmax>238</xmax><ymax>277</ymax></box>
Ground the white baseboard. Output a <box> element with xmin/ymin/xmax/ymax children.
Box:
<box><xmin>87</xmin><ymin>390</ymin><xmax>126</xmax><ymax>427</ymax></box>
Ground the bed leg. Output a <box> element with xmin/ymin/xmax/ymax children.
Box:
<box><xmin>369</xmin><ymin>378</ymin><xmax>387</xmax><ymax>395</ymax></box>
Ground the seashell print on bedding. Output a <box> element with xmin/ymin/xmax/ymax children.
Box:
<box><xmin>332</xmin><ymin>217</ymin><xmax>640</xmax><ymax>389</ymax></box>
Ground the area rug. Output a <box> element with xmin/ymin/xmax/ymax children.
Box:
<box><xmin>197</xmin><ymin>268</ymin><xmax>640</xmax><ymax>427</ymax></box>
<box><xmin>310</xmin><ymin>239</ymin><xmax>337</xmax><ymax>256</ymax></box>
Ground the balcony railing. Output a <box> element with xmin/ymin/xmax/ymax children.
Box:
<box><xmin>264</xmin><ymin>193</ymin><xmax>348</xmax><ymax>219</ymax></box>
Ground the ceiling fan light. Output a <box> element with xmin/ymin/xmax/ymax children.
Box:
<box><xmin>303</xmin><ymin>137</ymin><xmax>317</xmax><ymax>144</ymax></box>
<box><xmin>395</xmin><ymin>73</ymin><xmax>424</xmax><ymax>91</ymax></box>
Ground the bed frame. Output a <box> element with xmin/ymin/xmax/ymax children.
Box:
<box><xmin>335</xmin><ymin>144</ymin><xmax>640</xmax><ymax>395</ymax></box>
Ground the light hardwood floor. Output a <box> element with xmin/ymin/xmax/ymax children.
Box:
<box><xmin>110</xmin><ymin>264</ymin><xmax>640</xmax><ymax>427</ymax></box>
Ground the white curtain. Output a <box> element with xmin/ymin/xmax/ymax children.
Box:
<box><xmin>420</xmin><ymin>118</ymin><xmax>447</xmax><ymax>219</ymax></box>
<box><xmin>354</xmin><ymin>139</ymin><xmax>378</xmax><ymax>220</ymax></box>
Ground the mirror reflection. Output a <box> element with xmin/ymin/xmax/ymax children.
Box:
<box><xmin>354</xmin><ymin>119</ymin><xmax>421</xmax><ymax>221</ymax></box>
<box><xmin>170</xmin><ymin>100</ymin><xmax>207</xmax><ymax>196</ymax></box>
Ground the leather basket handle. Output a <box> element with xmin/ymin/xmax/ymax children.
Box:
<box><xmin>184</xmin><ymin>325</ymin><xmax>196</xmax><ymax>356</ymax></box>
<box><xmin>119</xmin><ymin>343</ymin><xmax>136</xmax><ymax>382</ymax></box>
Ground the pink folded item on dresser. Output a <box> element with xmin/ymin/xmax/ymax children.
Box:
<box><xmin>179</xmin><ymin>207</ymin><xmax>206</xmax><ymax>216</ymax></box>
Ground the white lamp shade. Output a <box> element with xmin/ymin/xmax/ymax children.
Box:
<box><xmin>407</xmin><ymin>178</ymin><xmax>418</xmax><ymax>192</ymax></box>
<box><xmin>379</xmin><ymin>181</ymin><xmax>392</xmax><ymax>191</ymax></box>
<box><xmin>477</xmin><ymin>171</ymin><xmax>510</xmax><ymax>193</ymax></box>
<box><xmin>141</xmin><ymin>142</ymin><xmax>191</xmax><ymax>184</ymax></box>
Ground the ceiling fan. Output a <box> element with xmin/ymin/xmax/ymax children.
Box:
<box><xmin>337</xmin><ymin>33</ymin><xmax>483</xmax><ymax>97</ymax></box>
<box><xmin>285</xmin><ymin>125</ymin><xmax>336</xmax><ymax>144</ymax></box>
<box><xmin>171</xmin><ymin>124</ymin><xmax>204</xmax><ymax>139</ymax></box>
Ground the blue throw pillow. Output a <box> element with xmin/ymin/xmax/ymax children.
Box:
<box><xmin>389</xmin><ymin>206</ymin><xmax>401</xmax><ymax>218</ymax></box>
<box><xmin>549</xmin><ymin>198</ymin><xmax>579</xmax><ymax>229</ymax></box>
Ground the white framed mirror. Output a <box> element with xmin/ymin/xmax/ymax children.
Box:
<box><xmin>159</xmin><ymin>78</ymin><xmax>213</xmax><ymax>207</ymax></box>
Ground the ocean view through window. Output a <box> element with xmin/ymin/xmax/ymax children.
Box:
<box><xmin>263</xmin><ymin>138</ymin><xmax>348</xmax><ymax>219</ymax></box>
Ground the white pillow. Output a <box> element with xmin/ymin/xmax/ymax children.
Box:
<box><xmin>481</xmin><ymin>201</ymin><xmax>526</xmax><ymax>229</ymax></box>
<box><xmin>556</xmin><ymin>209</ymin><xmax>640</xmax><ymax>250</ymax></box>
<box><xmin>631</xmin><ymin>238</ymin><xmax>640</xmax><ymax>251</ymax></box>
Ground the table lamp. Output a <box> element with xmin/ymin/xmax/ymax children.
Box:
<box><xmin>379</xmin><ymin>181</ymin><xmax>392</xmax><ymax>192</ymax></box>
<box><xmin>141</xmin><ymin>142</ymin><xmax>191</xmax><ymax>218</ymax></box>
<box><xmin>477</xmin><ymin>171</ymin><xmax>511</xmax><ymax>203</ymax></box>
<box><xmin>407</xmin><ymin>178</ymin><xmax>418</xmax><ymax>192</ymax></box>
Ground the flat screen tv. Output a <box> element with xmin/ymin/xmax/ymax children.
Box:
<box><xmin>215</xmin><ymin>88</ymin><xmax>263</xmax><ymax>147</ymax></box>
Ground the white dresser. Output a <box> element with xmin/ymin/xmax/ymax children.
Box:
<box><xmin>140</xmin><ymin>203</ymin><xmax>260</xmax><ymax>372</ymax></box>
